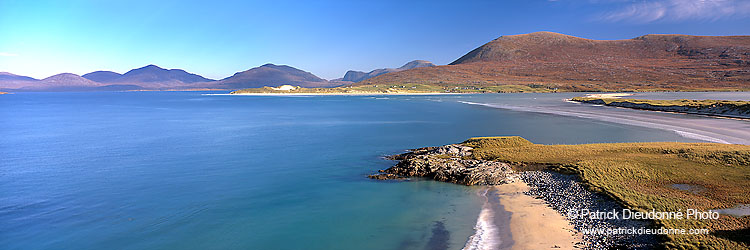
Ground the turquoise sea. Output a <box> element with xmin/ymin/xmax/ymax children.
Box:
<box><xmin>1</xmin><ymin>92</ymin><xmax>744</xmax><ymax>250</ymax></box>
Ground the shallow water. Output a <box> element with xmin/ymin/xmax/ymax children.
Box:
<box><xmin>670</xmin><ymin>184</ymin><xmax>706</xmax><ymax>194</ymax></box>
<box><xmin>452</xmin><ymin>92</ymin><xmax>750</xmax><ymax>144</ymax></box>
<box><xmin>0</xmin><ymin>91</ymin><xmax>734</xmax><ymax>250</ymax></box>
<box><xmin>716</xmin><ymin>204</ymin><xmax>750</xmax><ymax>217</ymax></box>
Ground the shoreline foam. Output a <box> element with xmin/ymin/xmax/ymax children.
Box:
<box><xmin>461</xmin><ymin>183</ymin><xmax>582</xmax><ymax>250</ymax></box>
<box><xmin>461</xmin><ymin>189</ymin><xmax>506</xmax><ymax>250</ymax></box>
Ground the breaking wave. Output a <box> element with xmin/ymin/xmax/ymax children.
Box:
<box><xmin>672</xmin><ymin>130</ymin><xmax>730</xmax><ymax>144</ymax></box>
<box><xmin>461</xmin><ymin>189</ymin><xmax>501</xmax><ymax>250</ymax></box>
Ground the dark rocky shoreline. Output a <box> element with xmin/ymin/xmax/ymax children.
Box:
<box><xmin>370</xmin><ymin>144</ymin><xmax>659</xmax><ymax>250</ymax></box>
<box><xmin>369</xmin><ymin>144</ymin><xmax>517</xmax><ymax>185</ymax></box>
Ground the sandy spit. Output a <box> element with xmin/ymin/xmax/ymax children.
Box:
<box><xmin>205</xmin><ymin>92</ymin><xmax>463</xmax><ymax>96</ymax></box>
<box><xmin>583</xmin><ymin>93</ymin><xmax>633</xmax><ymax>98</ymax></box>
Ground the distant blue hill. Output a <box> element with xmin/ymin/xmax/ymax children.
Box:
<box><xmin>207</xmin><ymin>63</ymin><xmax>340</xmax><ymax>89</ymax></box>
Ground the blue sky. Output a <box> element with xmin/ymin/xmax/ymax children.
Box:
<box><xmin>1</xmin><ymin>0</ymin><xmax>749</xmax><ymax>80</ymax></box>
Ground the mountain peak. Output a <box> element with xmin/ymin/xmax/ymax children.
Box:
<box><xmin>258</xmin><ymin>63</ymin><xmax>297</xmax><ymax>70</ymax></box>
<box><xmin>40</xmin><ymin>73</ymin><xmax>103</xmax><ymax>87</ymax></box>
<box><xmin>494</xmin><ymin>31</ymin><xmax>583</xmax><ymax>41</ymax></box>
<box><xmin>44</xmin><ymin>73</ymin><xmax>83</xmax><ymax>79</ymax></box>
<box><xmin>0</xmin><ymin>72</ymin><xmax>39</xmax><ymax>85</ymax></box>
<box><xmin>343</xmin><ymin>60</ymin><xmax>436</xmax><ymax>82</ymax></box>
<box><xmin>367</xmin><ymin>32</ymin><xmax>750</xmax><ymax>91</ymax></box>
<box><xmin>398</xmin><ymin>60</ymin><xmax>436</xmax><ymax>70</ymax></box>
<box><xmin>451</xmin><ymin>32</ymin><xmax>593</xmax><ymax>65</ymax></box>
<box><xmin>1</xmin><ymin>72</ymin><xmax>22</xmax><ymax>76</ymax></box>
<box><xmin>99</xmin><ymin>65</ymin><xmax>215</xmax><ymax>88</ymax></box>
<box><xmin>520</xmin><ymin>31</ymin><xmax>571</xmax><ymax>37</ymax></box>
<box><xmin>82</xmin><ymin>71</ymin><xmax>123</xmax><ymax>83</ymax></box>
<box><xmin>212</xmin><ymin>64</ymin><xmax>337</xmax><ymax>89</ymax></box>
<box><xmin>134</xmin><ymin>64</ymin><xmax>166</xmax><ymax>71</ymax></box>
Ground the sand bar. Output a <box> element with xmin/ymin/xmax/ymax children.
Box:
<box><xmin>583</xmin><ymin>93</ymin><xmax>633</xmax><ymax>98</ymax></box>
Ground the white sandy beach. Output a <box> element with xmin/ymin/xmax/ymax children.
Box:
<box><xmin>462</xmin><ymin>184</ymin><xmax>581</xmax><ymax>250</ymax></box>
<box><xmin>495</xmin><ymin>183</ymin><xmax>581</xmax><ymax>250</ymax></box>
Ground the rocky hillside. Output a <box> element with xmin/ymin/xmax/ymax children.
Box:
<box><xmin>361</xmin><ymin>32</ymin><xmax>750</xmax><ymax>91</ymax></box>
<box><xmin>207</xmin><ymin>63</ymin><xmax>340</xmax><ymax>89</ymax></box>
<box><xmin>343</xmin><ymin>60</ymin><xmax>436</xmax><ymax>82</ymax></box>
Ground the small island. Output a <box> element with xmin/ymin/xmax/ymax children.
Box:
<box><xmin>572</xmin><ymin>97</ymin><xmax>750</xmax><ymax>119</ymax></box>
<box><xmin>371</xmin><ymin>136</ymin><xmax>750</xmax><ymax>249</ymax></box>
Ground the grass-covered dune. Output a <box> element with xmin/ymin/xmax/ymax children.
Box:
<box><xmin>462</xmin><ymin>136</ymin><xmax>749</xmax><ymax>249</ymax></box>
<box><xmin>572</xmin><ymin>97</ymin><xmax>750</xmax><ymax>119</ymax></box>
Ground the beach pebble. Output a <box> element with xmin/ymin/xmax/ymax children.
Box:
<box><xmin>519</xmin><ymin>171</ymin><xmax>658</xmax><ymax>250</ymax></box>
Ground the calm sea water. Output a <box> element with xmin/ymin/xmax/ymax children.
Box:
<box><xmin>0</xmin><ymin>92</ymin><xmax>722</xmax><ymax>250</ymax></box>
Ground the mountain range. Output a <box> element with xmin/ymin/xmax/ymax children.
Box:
<box><xmin>82</xmin><ymin>65</ymin><xmax>214</xmax><ymax>89</ymax></box>
<box><xmin>342</xmin><ymin>60</ymin><xmax>435</xmax><ymax>82</ymax></box>
<box><xmin>0</xmin><ymin>72</ymin><xmax>106</xmax><ymax>91</ymax></box>
<box><xmin>2</xmin><ymin>32</ymin><xmax>749</xmax><ymax>92</ymax></box>
<box><xmin>0</xmin><ymin>64</ymin><xmax>349</xmax><ymax>92</ymax></box>
<box><xmin>360</xmin><ymin>32</ymin><xmax>750</xmax><ymax>91</ymax></box>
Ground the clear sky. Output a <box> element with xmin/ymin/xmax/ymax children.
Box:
<box><xmin>1</xmin><ymin>0</ymin><xmax>749</xmax><ymax>80</ymax></box>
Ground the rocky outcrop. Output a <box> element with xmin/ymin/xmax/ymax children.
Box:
<box><xmin>369</xmin><ymin>144</ymin><xmax>518</xmax><ymax>185</ymax></box>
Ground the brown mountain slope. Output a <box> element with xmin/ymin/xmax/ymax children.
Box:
<box><xmin>361</xmin><ymin>32</ymin><xmax>750</xmax><ymax>91</ymax></box>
